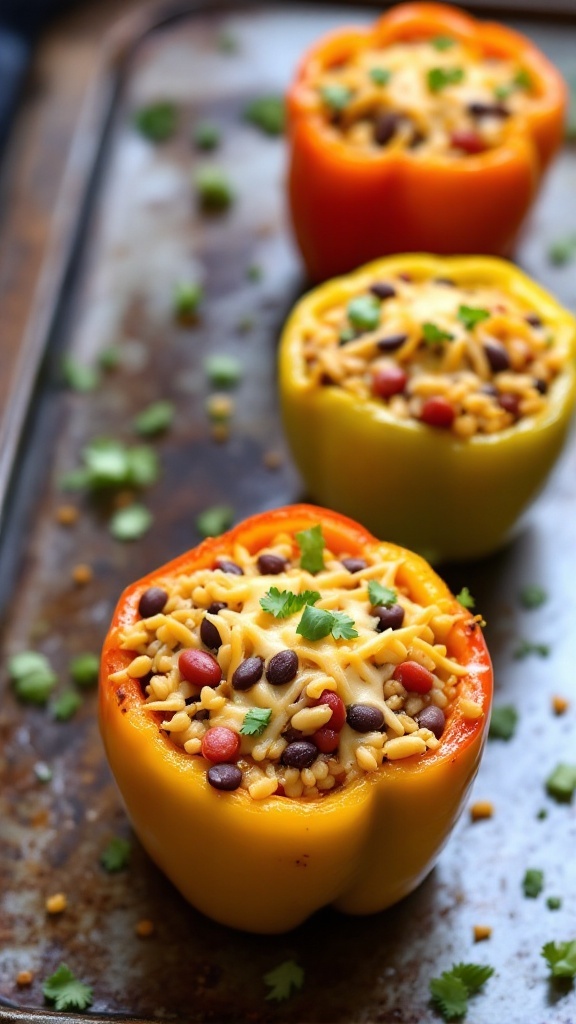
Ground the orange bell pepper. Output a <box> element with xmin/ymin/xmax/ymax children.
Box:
<box><xmin>99</xmin><ymin>505</ymin><xmax>492</xmax><ymax>933</ymax></box>
<box><xmin>287</xmin><ymin>2</ymin><xmax>567</xmax><ymax>281</ymax></box>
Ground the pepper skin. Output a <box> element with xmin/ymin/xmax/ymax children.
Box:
<box><xmin>279</xmin><ymin>256</ymin><xmax>576</xmax><ymax>563</ymax></box>
<box><xmin>100</xmin><ymin>504</ymin><xmax>492</xmax><ymax>933</ymax></box>
<box><xmin>287</xmin><ymin>2</ymin><xmax>567</xmax><ymax>282</ymax></box>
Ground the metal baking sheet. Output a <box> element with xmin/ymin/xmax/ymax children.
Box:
<box><xmin>1</xmin><ymin>3</ymin><xmax>576</xmax><ymax>1022</ymax></box>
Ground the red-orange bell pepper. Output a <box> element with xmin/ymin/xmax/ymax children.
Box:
<box><xmin>287</xmin><ymin>2</ymin><xmax>567</xmax><ymax>281</ymax></box>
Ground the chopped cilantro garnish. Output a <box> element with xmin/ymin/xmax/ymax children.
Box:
<box><xmin>63</xmin><ymin>438</ymin><xmax>159</xmax><ymax>493</ymax></box>
<box><xmin>547</xmin><ymin>896</ymin><xmax>562</xmax><ymax>910</ymax></box>
<box><xmin>368</xmin><ymin>581</ymin><xmax>397</xmax><ymax>607</ymax></box>
<box><xmin>134</xmin><ymin>400</ymin><xmax>175</xmax><ymax>437</ymax></box>
<box><xmin>174</xmin><ymin>281</ymin><xmax>203</xmax><ymax>319</ymax></box>
<box><xmin>204</xmin><ymin>354</ymin><xmax>242</xmax><ymax>388</ymax></box>
<box><xmin>523</xmin><ymin>868</ymin><xmax>544</xmax><ymax>898</ymax></box>
<box><xmin>260</xmin><ymin>587</ymin><xmax>320</xmax><ymax>619</ymax></box>
<box><xmin>430</xmin><ymin>962</ymin><xmax>494</xmax><ymax>1021</ymax></box>
<box><xmin>246</xmin><ymin>263</ymin><xmax>263</xmax><ymax>282</ymax></box>
<box><xmin>347</xmin><ymin>294</ymin><xmax>381</xmax><ymax>332</ymax></box>
<box><xmin>457</xmin><ymin>305</ymin><xmax>490</xmax><ymax>331</ymax></box>
<box><xmin>134</xmin><ymin>101</ymin><xmax>177</xmax><ymax>142</ymax></box>
<box><xmin>489</xmin><ymin>705</ymin><xmax>518</xmax><ymax>741</ymax></box>
<box><xmin>514</xmin><ymin>68</ymin><xmax>532</xmax><ymax>91</ymax></box>
<box><xmin>422</xmin><ymin>321</ymin><xmax>455</xmax><ymax>345</ymax></box>
<box><xmin>98</xmin><ymin>345</ymin><xmax>122</xmax><ymax>371</ymax></box>
<box><xmin>264</xmin><ymin>960</ymin><xmax>304</xmax><ymax>1002</ymax></box>
<box><xmin>70</xmin><ymin>653</ymin><xmax>99</xmax><ymax>689</ymax></box>
<box><xmin>548</xmin><ymin>234</ymin><xmax>576</xmax><ymax>267</ymax></box>
<box><xmin>109</xmin><ymin>504</ymin><xmax>153</xmax><ymax>542</ymax></box>
<box><xmin>329</xmin><ymin>610</ymin><xmax>358</xmax><ymax>640</ymax></box>
<box><xmin>296</xmin><ymin>605</ymin><xmax>357</xmax><ymax>642</ymax></box>
<box><xmin>193</xmin><ymin>120</ymin><xmax>220</xmax><ymax>151</ymax></box>
<box><xmin>513</xmin><ymin>640</ymin><xmax>549</xmax><ymax>659</ymax></box>
<box><xmin>101</xmin><ymin>837</ymin><xmax>131</xmax><ymax>873</ymax></box>
<box><xmin>542</xmin><ymin>941</ymin><xmax>576</xmax><ymax>979</ymax></box>
<box><xmin>320</xmin><ymin>84</ymin><xmax>353</xmax><ymax>112</ymax></box>
<box><xmin>244</xmin><ymin>96</ymin><xmax>285</xmax><ymax>135</ymax></box>
<box><xmin>427</xmin><ymin>67</ymin><xmax>464</xmax><ymax>94</ymax></box>
<box><xmin>546</xmin><ymin>763</ymin><xmax>576</xmax><ymax>802</ymax></box>
<box><xmin>9</xmin><ymin>651</ymin><xmax>57</xmax><ymax>705</ymax></box>
<box><xmin>240</xmin><ymin>707</ymin><xmax>272</xmax><ymax>737</ymax></box>
<box><xmin>61</xmin><ymin>356</ymin><xmax>100</xmax><ymax>392</ymax></box>
<box><xmin>537</xmin><ymin>808</ymin><xmax>548</xmax><ymax>820</ymax></box>
<box><xmin>432</xmin><ymin>35</ymin><xmax>456</xmax><ymax>51</ymax></box>
<box><xmin>339</xmin><ymin>326</ymin><xmax>357</xmax><ymax>345</ymax></box>
<box><xmin>52</xmin><ymin>690</ymin><xmax>83</xmax><ymax>722</ymax></box>
<box><xmin>369</xmin><ymin>68</ymin><xmax>391</xmax><ymax>86</ymax></box>
<box><xmin>456</xmin><ymin>587</ymin><xmax>475</xmax><ymax>610</ymax></box>
<box><xmin>43</xmin><ymin>964</ymin><xmax>93</xmax><ymax>1012</ymax></box>
<box><xmin>295</xmin><ymin>524</ymin><xmax>325</xmax><ymax>574</ymax></box>
<box><xmin>519</xmin><ymin>584</ymin><xmax>547</xmax><ymax>609</ymax></box>
<box><xmin>194</xmin><ymin>166</ymin><xmax>234</xmax><ymax>211</ymax></box>
<box><xmin>196</xmin><ymin>504</ymin><xmax>234</xmax><ymax>538</ymax></box>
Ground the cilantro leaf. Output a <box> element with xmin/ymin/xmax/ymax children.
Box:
<box><xmin>174</xmin><ymin>281</ymin><xmax>202</xmax><ymax>318</ymax></box>
<box><xmin>429</xmin><ymin>973</ymin><xmax>469</xmax><ymax>1020</ymax></box>
<box><xmin>523</xmin><ymin>868</ymin><xmax>544</xmax><ymax>898</ymax></box>
<box><xmin>368</xmin><ymin>581</ymin><xmax>397</xmax><ymax>607</ymax></box>
<box><xmin>347</xmin><ymin>294</ymin><xmax>381</xmax><ymax>332</ymax></box>
<box><xmin>134</xmin><ymin>400</ymin><xmax>175</xmax><ymax>437</ymax></box>
<box><xmin>489</xmin><ymin>705</ymin><xmax>518</xmax><ymax>741</ymax></box>
<box><xmin>330</xmin><ymin>611</ymin><xmax>359</xmax><ymax>640</ymax></box>
<box><xmin>296</xmin><ymin>605</ymin><xmax>334</xmax><ymax>641</ymax></box>
<box><xmin>457</xmin><ymin>305</ymin><xmax>490</xmax><ymax>331</ymax></box>
<box><xmin>451</xmin><ymin>963</ymin><xmax>495</xmax><ymax>996</ymax></box>
<box><xmin>240</xmin><ymin>707</ymin><xmax>272</xmax><ymax>737</ymax></box>
<box><xmin>70</xmin><ymin>653</ymin><xmax>99</xmax><ymax>689</ymax></box>
<box><xmin>134</xmin><ymin>101</ymin><xmax>177</xmax><ymax>142</ymax></box>
<box><xmin>196</xmin><ymin>504</ymin><xmax>234</xmax><ymax>538</ymax></box>
<box><xmin>52</xmin><ymin>690</ymin><xmax>83</xmax><ymax>722</ymax></box>
<box><xmin>514</xmin><ymin>68</ymin><xmax>532</xmax><ymax>91</ymax></box>
<box><xmin>194</xmin><ymin>165</ymin><xmax>234</xmax><ymax>212</ymax></box>
<box><xmin>296</xmin><ymin>524</ymin><xmax>325</xmax><ymax>574</ymax></box>
<box><xmin>101</xmin><ymin>837</ymin><xmax>131</xmax><ymax>873</ymax></box>
<box><xmin>519</xmin><ymin>585</ymin><xmax>547</xmax><ymax>609</ymax></box>
<box><xmin>546</xmin><ymin>763</ymin><xmax>576</xmax><ymax>803</ymax></box>
<box><xmin>432</xmin><ymin>35</ymin><xmax>456</xmax><ymax>51</ymax></box>
<box><xmin>244</xmin><ymin>95</ymin><xmax>285</xmax><ymax>135</ymax></box>
<box><xmin>263</xmin><ymin>960</ymin><xmax>304</xmax><ymax>1002</ymax></box>
<box><xmin>193</xmin><ymin>120</ymin><xmax>220</xmax><ymax>151</ymax></box>
<box><xmin>369</xmin><ymin>68</ymin><xmax>391</xmax><ymax>86</ymax></box>
<box><xmin>109</xmin><ymin>504</ymin><xmax>153</xmax><ymax>542</ymax></box>
<box><xmin>9</xmin><ymin>651</ymin><xmax>57</xmax><ymax>705</ymax></box>
<box><xmin>43</xmin><ymin>963</ymin><xmax>93</xmax><ymax>1012</ymax></box>
<box><xmin>542</xmin><ymin>941</ymin><xmax>576</xmax><ymax>979</ymax></box>
<box><xmin>204</xmin><ymin>354</ymin><xmax>242</xmax><ymax>389</ymax></box>
<box><xmin>260</xmin><ymin>588</ymin><xmax>320</xmax><ymax>619</ymax></box>
<box><xmin>547</xmin><ymin>896</ymin><xmax>562</xmax><ymax>910</ymax></box>
<box><xmin>67</xmin><ymin>438</ymin><xmax>159</xmax><ymax>492</ymax></box>
<box><xmin>422</xmin><ymin>321</ymin><xmax>455</xmax><ymax>345</ymax></box>
<box><xmin>61</xmin><ymin>356</ymin><xmax>100</xmax><ymax>392</ymax></box>
<box><xmin>548</xmin><ymin>234</ymin><xmax>576</xmax><ymax>267</ymax></box>
<box><xmin>320</xmin><ymin>84</ymin><xmax>353</xmax><ymax>112</ymax></box>
<box><xmin>456</xmin><ymin>587</ymin><xmax>475</xmax><ymax>610</ymax></box>
<box><xmin>427</xmin><ymin>67</ymin><xmax>464</xmax><ymax>93</ymax></box>
<box><xmin>513</xmin><ymin>639</ymin><xmax>549</xmax><ymax>659</ymax></box>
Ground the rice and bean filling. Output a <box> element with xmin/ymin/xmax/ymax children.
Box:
<box><xmin>301</xmin><ymin>274</ymin><xmax>562</xmax><ymax>437</ymax></box>
<box><xmin>111</xmin><ymin>526</ymin><xmax>482</xmax><ymax>800</ymax></box>
<box><xmin>313</xmin><ymin>36</ymin><xmax>536</xmax><ymax>157</ymax></box>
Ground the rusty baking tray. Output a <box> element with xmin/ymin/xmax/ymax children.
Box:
<box><xmin>1</xmin><ymin>2</ymin><xmax>576</xmax><ymax>1022</ymax></box>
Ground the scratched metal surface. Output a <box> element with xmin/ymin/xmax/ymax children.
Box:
<box><xmin>1</xmin><ymin>4</ymin><xmax>576</xmax><ymax>1023</ymax></box>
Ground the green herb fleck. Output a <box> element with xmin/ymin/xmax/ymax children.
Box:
<box><xmin>264</xmin><ymin>960</ymin><xmax>304</xmax><ymax>1002</ymax></box>
<box><xmin>422</xmin><ymin>321</ymin><xmax>455</xmax><ymax>345</ymax></box>
<box><xmin>329</xmin><ymin>610</ymin><xmax>358</xmax><ymax>641</ymax></box>
<box><xmin>244</xmin><ymin>95</ymin><xmax>285</xmax><ymax>135</ymax></box>
<box><xmin>70</xmin><ymin>653</ymin><xmax>99</xmax><ymax>689</ymax></box>
<box><xmin>430</xmin><ymin>962</ymin><xmax>494</xmax><ymax>1021</ymax></box>
<box><xmin>546</xmin><ymin>763</ymin><xmax>576</xmax><ymax>803</ymax></box>
<box><xmin>195</xmin><ymin>166</ymin><xmax>234</xmax><ymax>212</ymax></box>
<box><xmin>514</xmin><ymin>68</ymin><xmax>532</xmax><ymax>91</ymax></box>
<box><xmin>320</xmin><ymin>84</ymin><xmax>353</xmax><ymax>112</ymax></box>
<box><xmin>369</xmin><ymin>68</ymin><xmax>391</xmax><ymax>86</ymax></box>
<box><xmin>339</xmin><ymin>326</ymin><xmax>357</xmax><ymax>345</ymax></box>
<box><xmin>537</xmin><ymin>808</ymin><xmax>548</xmax><ymax>820</ymax></box>
<box><xmin>174</xmin><ymin>281</ymin><xmax>203</xmax><ymax>319</ymax></box>
<box><xmin>134</xmin><ymin>400</ymin><xmax>175</xmax><ymax>437</ymax></box>
<box><xmin>52</xmin><ymin>690</ymin><xmax>82</xmax><ymax>722</ymax></box>
<box><xmin>135</xmin><ymin>101</ymin><xmax>177</xmax><ymax>142</ymax></box>
<box><xmin>204</xmin><ymin>354</ymin><xmax>242</xmax><ymax>389</ymax></box>
<box><xmin>368</xmin><ymin>581</ymin><xmax>397</xmax><ymax>608</ymax></box>
<box><xmin>43</xmin><ymin>964</ymin><xmax>92</xmax><ymax>1011</ymax></box>
<box><xmin>347</xmin><ymin>295</ymin><xmax>381</xmax><ymax>332</ymax></box>
<box><xmin>260</xmin><ymin>588</ymin><xmax>320</xmax><ymax>619</ymax></box>
<box><xmin>240</xmin><ymin>707</ymin><xmax>272</xmax><ymax>737</ymax></box>
<box><xmin>548</xmin><ymin>235</ymin><xmax>576</xmax><ymax>267</ymax></box>
<box><xmin>519</xmin><ymin>584</ymin><xmax>547</xmax><ymax>609</ymax></box>
<box><xmin>9</xmin><ymin>651</ymin><xmax>57</xmax><ymax>705</ymax></box>
<box><xmin>295</xmin><ymin>524</ymin><xmax>325</xmax><ymax>574</ymax></box>
<box><xmin>247</xmin><ymin>263</ymin><xmax>263</xmax><ymax>282</ymax></box>
<box><xmin>101</xmin><ymin>837</ymin><xmax>131</xmax><ymax>873</ymax></box>
<box><xmin>193</xmin><ymin>120</ymin><xmax>220</xmax><ymax>151</ymax></box>
<box><xmin>458</xmin><ymin>305</ymin><xmax>490</xmax><ymax>331</ymax></box>
<box><xmin>196</xmin><ymin>504</ymin><xmax>234</xmax><ymax>538</ymax></box>
<box><xmin>523</xmin><ymin>868</ymin><xmax>544</xmax><ymax>898</ymax></box>
<box><xmin>109</xmin><ymin>504</ymin><xmax>153</xmax><ymax>542</ymax></box>
<box><xmin>98</xmin><ymin>346</ymin><xmax>122</xmax><ymax>371</ymax></box>
<box><xmin>456</xmin><ymin>587</ymin><xmax>475</xmax><ymax>610</ymax></box>
<box><xmin>34</xmin><ymin>762</ymin><xmax>53</xmax><ymax>783</ymax></box>
<box><xmin>513</xmin><ymin>640</ymin><xmax>549</xmax><ymax>659</ymax></box>
<box><xmin>63</xmin><ymin>438</ymin><xmax>159</xmax><ymax>493</ymax></box>
<box><xmin>489</xmin><ymin>705</ymin><xmax>518</xmax><ymax>741</ymax></box>
<box><xmin>547</xmin><ymin>896</ymin><xmax>562</xmax><ymax>910</ymax></box>
<box><xmin>427</xmin><ymin>67</ymin><xmax>464</xmax><ymax>94</ymax></box>
<box><xmin>432</xmin><ymin>35</ymin><xmax>456</xmax><ymax>51</ymax></box>
<box><xmin>61</xmin><ymin>356</ymin><xmax>100</xmax><ymax>393</ymax></box>
<box><xmin>296</xmin><ymin>605</ymin><xmax>357</xmax><ymax>642</ymax></box>
<box><xmin>541</xmin><ymin>941</ymin><xmax>576</xmax><ymax>979</ymax></box>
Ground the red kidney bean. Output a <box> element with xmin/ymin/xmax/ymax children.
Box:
<box><xmin>420</xmin><ymin>397</ymin><xmax>455</xmax><ymax>429</ymax></box>
<box><xmin>450</xmin><ymin>129</ymin><xmax>486</xmax><ymax>154</ymax></box>
<box><xmin>468</xmin><ymin>100</ymin><xmax>510</xmax><ymax>119</ymax></box>
<box><xmin>282</xmin><ymin>741</ymin><xmax>318</xmax><ymax>769</ymax></box>
<box><xmin>138</xmin><ymin>587</ymin><xmax>168</xmax><ymax>618</ymax></box>
<box><xmin>370</xmin><ymin>282</ymin><xmax>396</xmax><ymax>300</ymax></box>
<box><xmin>201</xmin><ymin>726</ymin><xmax>240</xmax><ymax>763</ymax></box>
<box><xmin>484</xmin><ymin>340</ymin><xmax>510</xmax><ymax>373</ymax></box>
<box><xmin>200</xmin><ymin>616</ymin><xmax>222</xmax><ymax>651</ymax></box>
<box><xmin>393</xmin><ymin>661</ymin><xmax>434</xmax><ymax>694</ymax></box>
<box><xmin>374</xmin><ymin>603</ymin><xmax>405</xmax><ymax>632</ymax></box>
<box><xmin>179</xmin><ymin>649</ymin><xmax>221</xmax><ymax>687</ymax></box>
<box><xmin>377</xmin><ymin>333</ymin><xmax>408</xmax><ymax>353</ymax></box>
<box><xmin>232</xmin><ymin>656</ymin><xmax>264</xmax><ymax>691</ymax></box>
<box><xmin>372</xmin><ymin>365</ymin><xmax>408</xmax><ymax>399</ymax></box>
<box><xmin>415</xmin><ymin>705</ymin><xmax>446</xmax><ymax>738</ymax></box>
<box><xmin>312</xmin><ymin>690</ymin><xmax>346</xmax><ymax>730</ymax></box>
<box><xmin>313</xmin><ymin>727</ymin><xmax>340</xmax><ymax>754</ymax></box>
<box><xmin>257</xmin><ymin>553</ymin><xmax>288</xmax><ymax>575</ymax></box>
<box><xmin>498</xmin><ymin>393</ymin><xmax>520</xmax><ymax>417</ymax></box>
<box><xmin>216</xmin><ymin>560</ymin><xmax>244</xmax><ymax>575</ymax></box>
<box><xmin>266</xmin><ymin>650</ymin><xmax>298</xmax><ymax>686</ymax></box>
<box><xmin>207</xmin><ymin>764</ymin><xmax>242</xmax><ymax>791</ymax></box>
<box><xmin>341</xmin><ymin>557</ymin><xmax>368</xmax><ymax>573</ymax></box>
<box><xmin>346</xmin><ymin>703</ymin><xmax>384</xmax><ymax>732</ymax></box>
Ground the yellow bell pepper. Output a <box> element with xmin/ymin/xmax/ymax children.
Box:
<box><xmin>279</xmin><ymin>255</ymin><xmax>576</xmax><ymax>562</ymax></box>
<box><xmin>100</xmin><ymin>505</ymin><xmax>492</xmax><ymax>933</ymax></box>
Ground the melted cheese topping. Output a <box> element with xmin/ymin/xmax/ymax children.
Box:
<box><xmin>114</xmin><ymin>530</ymin><xmax>476</xmax><ymax>800</ymax></box>
<box><xmin>312</xmin><ymin>38</ymin><xmax>535</xmax><ymax>157</ymax></box>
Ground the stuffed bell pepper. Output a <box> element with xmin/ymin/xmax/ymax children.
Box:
<box><xmin>100</xmin><ymin>504</ymin><xmax>492</xmax><ymax>933</ymax></box>
<box><xmin>279</xmin><ymin>255</ymin><xmax>576</xmax><ymax>563</ymax></box>
<box><xmin>287</xmin><ymin>2</ymin><xmax>566</xmax><ymax>281</ymax></box>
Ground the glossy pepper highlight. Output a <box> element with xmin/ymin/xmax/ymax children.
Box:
<box><xmin>279</xmin><ymin>256</ymin><xmax>576</xmax><ymax>563</ymax></box>
<box><xmin>287</xmin><ymin>2</ymin><xmax>566</xmax><ymax>281</ymax></box>
<box><xmin>100</xmin><ymin>504</ymin><xmax>492</xmax><ymax>933</ymax></box>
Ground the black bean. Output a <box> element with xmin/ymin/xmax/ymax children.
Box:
<box><xmin>208</xmin><ymin>601</ymin><xmax>227</xmax><ymax>614</ymax></box>
<box><xmin>484</xmin><ymin>341</ymin><xmax>511</xmax><ymax>373</ymax></box>
<box><xmin>415</xmin><ymin>705</ymin><xmax>445</xmax><ymax>738</ymax></box>
<box><xmin>216</xmin><ymin>560</ymin><xmax>244</xmax><ymax>575</ymax></box>
<box><xmin>498</xmin><ymin>393</ymin><xmax>520</xmax><ymax>417</ymax></box>
<box><xmin>433</xmin><ymin>277</ymin><xmax>456</xmax><ymax>287</ymax></box>
<box><xmin>525</xmin><ymin>313</ymin><xmax>542</xmax><ymax>328</ymax></box>
<box><xmin>282</xmin><ymin>727</ymin><xmax>305</xmax><ymax>744</ymax></box>
<box><xmin>282</xmin><ymin>741</ymin><xmax>318</xmax><ymax>769</ymax></box>
<box><xmin>373</xmin><ymin>603</ymin><xmax>405</xmax><ymax>632</ymax></box>
<box><xmin>138</xmin><ymin>586</ymin><xmax>168</xmax><ymax>618</ymax></box>
<box><xmin>200</xmin><ymin>616</ymin><xmax>222</xmax><ymax>651</ymax></box>
<box><xmin>534</xmin><ymin>378</ymin><xmax>548</xmax><ymax>395</ymax></box>
<box><xmin>257</xmin><ymin>553</ymin><xmax>288</xmax><ymax>575</ymax></box>
<box><xmin>266</xmin><ymin>650</ymin><xmax>299</xmax><ymax>686</ymax></box>
<box><xmin>347</xmin><ymin>703</ymin><xmax>384</xmax><ymax>732</ymax></box>
<box><xmin>377</xmin><ymin>333</ymin><xmax>408</xmax><ymax>353</ymax></box>
<box><xmin>195</xmin><ymin>709</ymin><xmax>210</xmax><ymax>721</ymax></box>
<box><xmin>370</xmin><ymin>282</ymin><xmax>396</xmax><ymax>301</ymax></box>
<box><xmin>373</xmin><ymin>111</ymin><xmax>402</xmax><ymax>146</ymax></box>
<box><xmin>207</xmin><ymin>764</ymin><xmax>243</xmax><ymax>791</ymax></box>
<box><xmin>341</xmin><ymin>557</ymin><xmax>368</xmax><ymax>574</ymax></box>
<box><xmin>468</xmin><ymin>100</ymin><xmax>510</xmax><ymax>119</ymax></box>
<box><xmin>408</xmin><ymin>128</ymin><xmax>425</xmax><ymax>149</ymax></box>
<box><xmin>185</xmin><ymin>694</ymin><xmax>202</xmax><ymax>706</ymax></box>
<box><xmin>232</xmin><ymin>656</ymin><xmax>264</xmax><ymax>691</ymax></box>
